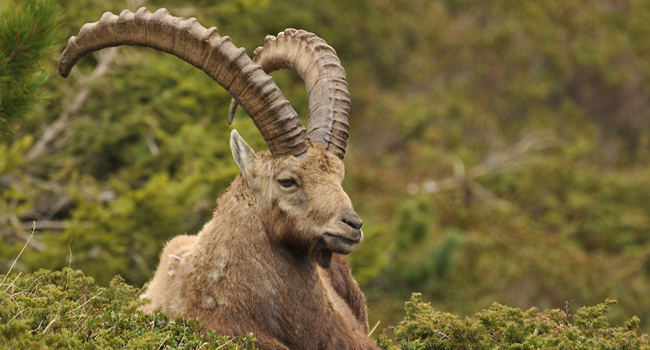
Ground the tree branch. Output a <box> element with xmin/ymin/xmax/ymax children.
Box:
<box><xmin>26</xmin><ymin>47</ymin><xmax>120</xmax><ymax>161</ymax></box>
<box><xmin>1</xmin><ymin>215</ymin><xmax>45</xmax><ymax>252</ymax></box>
<box><xmin>407</xmin><ymin>132</ymin><xmax>551</xmax><ymax>196</ymax></box>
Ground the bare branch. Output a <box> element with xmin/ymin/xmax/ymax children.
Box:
<box><xmin>143</xmin><ymin>133</ymin><xmax>160</xmax><ymax>156</ymax></box>
<box><xmin>26</xmin><ymin>47</ymin><xmax>120</xmax><ymax>161</ymax></box>
<box><xmin>23</xmin><ymin>220</ymin><xmax>67</xmax><ymax>231</ymax></box>
<box><xmin>1</xmin><ymin>222</ymin><xmax>36</xmax><ymax>286</ymax></box>
<box><xmin>433</xmin><ymin>329</ymin><xmax>449</xmax><ymax>340</ymax></box>
<box><xmin>0</xmin><ymin>175</ymin><xmax>72</xmax><ymax>220</ymax></box>
<box><xmin>1</xmin><ymin>215</ymin><xmax>45</xmax><ymax>251</ymax></box>
<box><xmin>407</xmin><ymin>132</ymin><xmax>551</xmax><ymax>196</ymax></box>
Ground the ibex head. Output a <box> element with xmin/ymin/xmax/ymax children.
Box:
<box><xmin>59</xmin><ymin>9</ymin><xmax>361</xmax><ymax>264</ymax></box>
<box><xmin>231</xmin><ymin>132</ymin><xmax>362</xmax><ymax>263</ymax></box>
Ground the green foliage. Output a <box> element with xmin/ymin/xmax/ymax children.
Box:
<box><xmin>385</xmin><ymin>196</ymin><xmax>461</xmax><ymax>291</ymax></box>
<box><xmin>379</xmin><ymin>293</ymin><xmax>650</xmax><ymax>349</ymax></box>
<box><xmin>0</xmin><ymin>0</ymin><xmax>61</xmax><ymax>135</ymax></box>
<box><xmin>1</xmin><ymin>0</ymin><xmax>649</xmax><ymax>340</ymax></box>
<box><xmin>0</xmin><ymin>268</ymin><xmax>258</xmax><ymax>349</ymax></box>
<box><xmin>3</xmin><ymin>270</ymin><xmax>647</xmax><ymax>348</ymax></box>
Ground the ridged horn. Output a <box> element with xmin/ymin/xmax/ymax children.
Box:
<box><xmin>228</xmin><ymin>29</ymin><xmax>351</xmax><ymax>159</ymax></box>
<box><xmin>59</xmin><ymin>8</ymin><xmax>307</xmax><ymax>157</ymax></box>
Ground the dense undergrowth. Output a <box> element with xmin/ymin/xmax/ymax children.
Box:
<box><xmin>0</xmin><ymin>268</ymin><xmax>257</xmax><ymax>349</ymax></box>
<box><xmin>379</xmin><ymin>294</ymin><xmax>650</xmax><ymax>350</ymax></box>
<box><xmin>1</xmin><ymin>269</ymin><xmax>648</xmax><ymax>349</ymax></box>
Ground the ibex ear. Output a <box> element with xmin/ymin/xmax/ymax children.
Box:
<box><xmin>230</xmin><ymin>129</ymin><xmax>256</xmax><ymax>178</ymax></box>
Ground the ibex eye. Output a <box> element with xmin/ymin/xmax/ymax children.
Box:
<box><xmin>277</xmin><ymin>178</ymin><xmax>297</xmax><ymax>188</ymax></box>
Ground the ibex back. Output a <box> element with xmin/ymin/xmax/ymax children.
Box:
<box><xmin>59</xmin><ymin>7</ymin><xmax>378</xmax><ymax>350</ymax></box>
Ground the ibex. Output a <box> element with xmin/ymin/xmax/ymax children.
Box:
<box><xmin>59</xmin><ymin>8</ymin><xmax>378</xmax><ymax>350</ymax></box>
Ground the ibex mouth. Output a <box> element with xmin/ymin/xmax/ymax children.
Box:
<box><xmin>323</xmin><ymin>231</ymin><xmax>362</xmax><ymax>254</ymax></box>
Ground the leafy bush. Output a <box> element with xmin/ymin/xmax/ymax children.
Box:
<box><xmin>379</xmin><ymin>293</ymin><xmax>650</xmax><ymax>350</ymax></box>
<box><xmin>0</xmin><ymin>268</ymin><xmax>257</xmax><ymax>349</ymax></box>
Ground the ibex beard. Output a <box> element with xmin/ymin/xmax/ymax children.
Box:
<box><xmin>59</xmin><ymin>7</ymin><xmax>378</xmax><ymax>350</ymax></box>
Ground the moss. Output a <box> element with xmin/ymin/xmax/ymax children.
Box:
<box><xmin>379</xmin><ymin>293</ymin><xmax>650</xmax><ymax>350</ymax></box>
<box><xmin>0</xmin><ymin>268</ymin><xmax>257</xmax><ymax>349</ymax></box>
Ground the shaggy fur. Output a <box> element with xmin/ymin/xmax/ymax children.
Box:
<box><xmin>140</xmin><ymin>135</ymin><xmax>377</xmax><ymax>349</ymax></box>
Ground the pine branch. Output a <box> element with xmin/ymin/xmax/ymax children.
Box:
<box><xmin>0</xmin><ymin>0</ymin><xmax>61</xmax><ymax>134</ymax></box>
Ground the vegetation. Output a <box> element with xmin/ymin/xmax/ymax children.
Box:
<box><xmin>1</xmin><ymin>0</ymin><xmax>649</xmax><ymax>346</ymax></box>
<box><xmin>0</xmin><ymin>268</ymin><xmax>257</xmax><ymax>348</ymax></box>
<box><xmin>2</xmin><ymin>269</ymin><xmax>647</xmax><ymax>348</ymax></box>
<box><xmin>379</xmin><ymin>293</ymin><xmax>650</xmax><ymax>349</ymax></box>
<box><xmin>0</xmin><ymin>0</ymin><xmax>61</xmax><ymax>134</ymax></box>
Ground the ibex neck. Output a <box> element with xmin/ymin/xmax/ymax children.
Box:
<box><xmin>200</xmin><ymin>174</ymin><xmax>312</xmax><ymax>263</ymax></box>
<box><xmin>189</xmin><ymin>176</ymin><xmax>374</xmax><ymax>349</ymax></box>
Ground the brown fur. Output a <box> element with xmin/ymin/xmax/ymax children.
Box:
<box><xmin>140</xmin><ymin>141</ymin><xmax>377</xmax><ymax>349</ymax></box>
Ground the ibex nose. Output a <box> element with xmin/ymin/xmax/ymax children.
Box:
<box><xmin>341</xmin><ymin>209</ymin><xmax>363</xmax><ymax>230</ymax></box>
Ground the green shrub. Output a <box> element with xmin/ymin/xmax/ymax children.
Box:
<box><xmin>379</xmin><ymin>293</ymin><xmax>650</xmax><ymax>350</ymax></box>
<box><xmin>2</xmin><ymin>269</ymin><xmax>648</xmax><ymax>349</ymax></box>
<box><xmin>0</xmin><ymin>268</ymin><xmax>257</xmax><ymax>349</ymax></box>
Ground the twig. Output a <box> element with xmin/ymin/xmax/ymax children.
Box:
<box><xmin>67</xmin><ymin>239</ymin><xmax>73</xmax><ymax>269</ymax></box>
<box><xmin>26</xmin><ymin>47</ymin><xmax>120</xmax><ymax>161</ymax></box>
<box><xmin>470</xmin><ymin>182</ymin><xmax>514</xmax><ymax>210</ymax></box>
<box><xmin>6</xmin><ymin>272</ymin><xmax>22</xmax><ymax>292</ymax></box>
<box><xmin>8</xmin><ymin>308</ymin><xmax>26</xmax><ymax>324</ymax></box>
<box><xmin>144</xmin><ymin>133</ymin><xmax>160</xmax><ymax>156</ymax></box>
<box><xmin>434</xmin><ymin>329</ymin><xmax>449</xmax><ymax>340</ymax></box>
<box><xmin>33</xmin><ymin>319</ymin><xmax>45</xmax><ymax>333</ymax></box>
<box><xmin>42</xmin><ymin>316</ymin><xmax>58</xmax><ymax>334</ymax></box>
<box><xmin>22</xmin><ymin>220</ymin><xmax>68</xmax><ymax>231</ymax></box>
<box><xmin>73</xmin><ymin>289</ymin><xmax>105</xmax><ymax>312</ymax></box>
<box><xmin>1</xmin><ymin>221</ymin><xmax>36</xmax><ymax>288</ymax></box>
<box><xmin>1</xmin><ymin>215</ymin><xmax>45</xmax><ymax>251</ymax></box>
<box><xmin>368</xmin><ymin>320</ymin><xmax>381</xmax><ymax>337</ymax></box>
<box><xmin>216</xmin><ymin>338</ymin><xmax>233</xmax><ymax>349</ymax></box>
<box><xmin>20</xmin><ymin>274</ymin><xmax>43</xmax><ymax>298</ymax></box>
<box><xmin>157</xmin><ymin>333</ymin><xmax>171</xmax><ymax>350</ymax></box>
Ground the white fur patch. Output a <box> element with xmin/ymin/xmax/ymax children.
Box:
<box><xmin>278</xmin><ymin>200</ymin><xmax>293</xmax><ymax>212</ymax></box>
<box><xmin>262</xmin><ymin>279</ymin><xmax>281</xmax><ymax>334</ymax></box>
<box><xmin>208</xmin><ymin>251</ymin><xmax>228</xmax><ymax>282</ymax></box>
<box><xmin>209</xmin><ymin>261</ymin><xmax>226</xmax><ymax>281</ymax></box>
<box><xmin>167</xmin><ymin>252</ymin><xmax>191</xmax><ymax>278</ymax></box>
<box><xmin>208</xmin><ymin>270</ymin><xmax>219</xmax><ymax>281</ymax></box>
<box><xmin>200</xmin><ymin>296</ymin><xmax>216</xmax><ymax>309</ymax></box>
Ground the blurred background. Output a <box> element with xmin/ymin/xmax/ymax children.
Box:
<box><xmin>1</xmin><ymin>0</ymin><xmax>649</xmax><ymax>334</ymax></box>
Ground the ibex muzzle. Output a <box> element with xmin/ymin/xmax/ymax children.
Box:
<box><xmin>326</xmin><ymin>207</ymin><xmax>364</xmax><ymax>254</ymax></box>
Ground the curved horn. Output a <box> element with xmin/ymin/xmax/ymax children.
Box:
<box><xmin>59</xmin><ymin>8</ymin><xmax>307</xmax><ymax>157</ymax></box>
<box><xmin>228</xmin><ymin>29</ymin><xmax>350</xmax><ymax>159</ymax></box>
